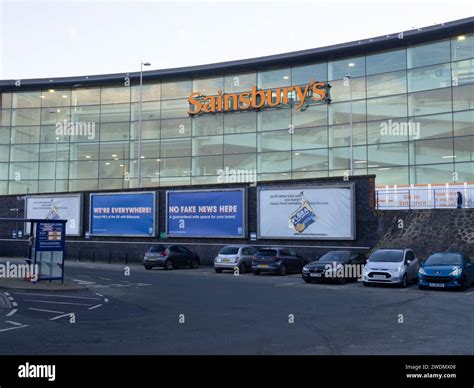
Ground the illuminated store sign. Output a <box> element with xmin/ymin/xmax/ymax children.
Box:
<box><xmin>188</xmin><ymin>79</ymin><xmax>330</xmax><ymax>115</ymax></box>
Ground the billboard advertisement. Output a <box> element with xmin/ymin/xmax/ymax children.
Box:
<box><xmin>25</xmin><ymin>194</ymin><xmax>83</xmax><ymax>236</ymax></box>
<box><xmin>89</xmin><ymin>192</ymin><xmax>156</xmax><ymax>237</ymax></box>
<box><xmin>167</xmin><ymin>189</ymin><xmax>245</xmax><ymax>238</ymax></box>
<box><xmin>258</xmin><ymin>185</ymin><xmax>355</xmax><ymax>240</ymax></box>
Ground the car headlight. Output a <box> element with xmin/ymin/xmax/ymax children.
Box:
<box><xmin>449</xmin><ymin>267</ymin><xmax>462</xmax><ymax>276</ymax></box>
<box><xmin>418</xmin><ymin>267</ymin><xmax>426</xmax><ymax>275</ymax></box>
<box><xmin>302</xmin><ymin>267</ymin><xmax>309</xmax><ymax>273</ymax></box>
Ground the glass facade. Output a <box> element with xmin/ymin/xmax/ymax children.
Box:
<box><xmin>0</xmin><ymin>33</ymin><xmax>473</xmax><ymax>195</ymax></box>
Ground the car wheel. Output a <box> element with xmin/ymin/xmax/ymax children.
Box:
<box><xmin>399</xmin><ymin>274</ymin><xmax>408</xmax><ymax>288</ymax></box>
<box><xmin>144</xmin><ymin>265</ymin><xmax>152</xmax><ymax>270</ymax></box>
<box><xmin>253</xmin><ymin>271</ymin><xmax>261</xmax><ymax>276</ymax></box>
<box><xmin>164</xmin><ymin>260</ymin><xmax>173</xmax><ymax>270</ymax></box>
<box><xmin>215</xmin><ymin>268</ymin><xmax>222</xmax><ymax>273</ymax></box>
<box><xmin>278</xmin><ymin>265</ymin><xmax>287</xmax><ymax>276</ymax></box>
<box><xmin>191</xmin><ymin>259</ymin><xmax>199</xmax><ymax>269</ymax></box>
<box><xmin>239</xmin><ymin>263</ymin><xmax>247</xmax><ymax>274</ymax></box>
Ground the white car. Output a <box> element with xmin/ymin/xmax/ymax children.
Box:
<box><xmin>214</xmin><ymin>245</ymin><xmax>258</xmax><ymax>274</ymax></box>
<box><xmin>363</xmin><ymin>248</ymin><xmax>419</xmax><ymax>288</ymax></box>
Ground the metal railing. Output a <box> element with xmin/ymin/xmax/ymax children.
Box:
<box><xmin>376</xmin><ymin>187</ymin><xmax>474</xmax><ymax>210</ymax></box>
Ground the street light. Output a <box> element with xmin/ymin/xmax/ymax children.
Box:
<box><xmin>343</xmin><ymin>76</ymin><xmax>354</xmax><ymax>176</ymax></box>
<box><xmin>137</xmin><ymin>61</ymin><xmax>151</xmax><ymax>188</ymax></box>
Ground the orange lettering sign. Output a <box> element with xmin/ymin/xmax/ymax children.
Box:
<box><xmin>188</xmin><ymin>80</ymin><xmax>330</xmax><ymax>115</ymax></box>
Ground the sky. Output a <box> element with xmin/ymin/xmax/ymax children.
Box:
<box><xmin>0</xmin><ymin>0</ymin><xmax>473</xmax><ymax>80</ymax></box>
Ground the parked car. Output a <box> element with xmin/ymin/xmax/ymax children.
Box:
<box><xmin>302</xmin><ymin>251</ymin><xmax>367</xmax><ymax>284</ymax></box>
<box><xmin>252</xmin><ymin>248</ymin><xmax>307</xmax><ymax>276</ymax></box>
<box><xmin>214</xmin><ymin>245</ymin><xmax>258</xmax><ymax>274</ymax></box>
<box><xmin>363</xmin><ymin>248</ymin><xmax>419</xmax><ymax>287</ymax></box>
<box><xmin>418</xmin><ymin>251</ymin><xmax>474</xmax><ymax>291</ymax></box>
<box><xmin>143</xmin><ymin>245</ymin><xmax>199</xmax><ymax>270</ymax></box>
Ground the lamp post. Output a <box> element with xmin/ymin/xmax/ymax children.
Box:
<box><xmin>344</xmin><ymin>76</ymin><xmax>354</xmax><ymax>176</ymax></box>
<box><xmin>137</xmin><ymin>61</ymin><xmax>151</xmax><ymax>188</ymax></box>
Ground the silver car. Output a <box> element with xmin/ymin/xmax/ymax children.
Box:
<box><xmin>214</xmin><ymin>245</ymin><xmax>258</xmax><ymax>274</ymax></box>
<box><xmin>363</xmin><ymin>248</ymin><xmax>419</xmax><ymax>287</ymax></box>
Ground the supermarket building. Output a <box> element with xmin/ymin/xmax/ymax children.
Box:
<box><xmin>0</xmin><ymin>17</ymin><xmax>472</xmax><ymax>196</ymax></box>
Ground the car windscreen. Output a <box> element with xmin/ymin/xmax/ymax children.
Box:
<box><xmin>148</xmin><ymin>245</ymin><xmax>166</xmax><ymax>253</ymax></box>
<box><xmin>256</xmin><ymin>250</ymin><xmax>277</xmax><ymax>257</ymax></box>
<box><xmin>318</xmin><ymin>252</ymin><xmax>350</xmax><ymax>263</ymax></box>
<box><xmin>425</xmin><ymin>253</ymin><xmax>463</xmax><ymax>266</ymax></box>
<box><xmin>369</xmin><ymin>250</ymin><xmax>404</xmax><ymax>262</ymax></box>
<box><xmin>219</xmin><ymin>247</ymin><xmax>240</xmax><ymax>255</ymax></box>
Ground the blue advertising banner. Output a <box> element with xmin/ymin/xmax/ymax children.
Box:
<box><xmin>90</xmin><ymin>192</ymin><xmax>156</xmax><ymax>236</ymax></box>
<box><xmin>167</xmin><ymin>189</ymin><xmax>245</xmax><ymax>238</ymax></box>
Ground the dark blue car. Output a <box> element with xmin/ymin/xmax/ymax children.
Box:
<box><xmin>418</xmin><ymin>252</ymin><xmax>474</xmax><ymax>291</ymax></box>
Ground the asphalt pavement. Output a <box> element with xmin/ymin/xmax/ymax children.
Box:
<box><xmin>0</xmin><ymin>258</ymin><xmax>473</xmax><ymax>355</ymax></box>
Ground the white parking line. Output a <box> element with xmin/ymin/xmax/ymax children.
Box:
<box><xmin>71</xmin><ymin>279</ymin><xmax>96</xmax><ymax>285</ymax></box>
<box><xmin>12</xmin><ymin>302</ymin><xmax>17</xmax><ymax>307</ymax></box>
<box><xmin>4</xmin><ymin>292</ymin><xmax>10</xmax><ymax>296</ymax></box>
<box><xmin>50</xmin><ymin>313</ymin><xmax>73</xmax><ymax>321</ymax></box>
<box><xmin>0</xmin><ymin>324</ymin><xmax>28</xmax><ymax>332</ymax></box>
<box><xmin>90</xmin><ymin>285</ymin><xmax>110</xmax><ymax>288</ymax></box>
<box><xmin>23</xmin><ymin>299</ymin><xmax>93</xmax><ymax>306</ymax></box>
<box><xmin>6</xmin><ymin>309</ymin><xmax>18</xmax><ymax>317</ymax></box>
<box><xmin>28</xmin><ymin>308</ymin><xmax>65</xmax><ymax>314</ymax></box>
<box><xmin>95</xmin><ymin>293</ymin><xmax>103</xmax><ymax>297</ymax></box>
<box><xmin>136</xmin><ymin>283</ymin><xmax>152</xmax><ymax>287</ymax></box>
<box><xmin>14</xmin><ymin>292</ymin><xmax>101</xmax><ymax>300</ymax></box>
<box><xmin>77</xmin><ymin>275</ymin><xmax>91</xmax><ymax>278</ymax></box>
<box><xmin>88</xmin><ymin>304</ymin><xmax>103</xmax><ymax>310</ymax></box>
<box><xmin>275</xmin><ymin>282</ymin><xmax>302</xmax><ymax>287</ymax></box>
<box><xmin>6</xmin><ymin>321</ymin><xmax>22</xmax><ymax>326</ymax></box>
<box><xmin>99</xmin><ymin>277</ymin><xmax>112</xmax><ymax>281</ymax></box>
<box><xmin>104</xmin><ymin>299</ymin><xmax>109</xmax><ymax>303</ymax></box>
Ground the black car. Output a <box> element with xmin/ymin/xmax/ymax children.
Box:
<box><xmin>143</xmin><ymin>245</ymin><xmax>200</xmax><ymax>270</ymax></box>
<box><xmin>252</xmin><ymin>248</ymin><xmax>307</xmax><ymax>276</ymax></box>
<box><xmin>302</xmin><ymin>251</ymin><xmax>367</xmax><ymax>284</ymax></box>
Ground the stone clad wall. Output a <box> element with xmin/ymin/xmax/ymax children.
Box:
<box><xmin>374</xmin><ymin>209</ymin><xmax>474</xmax><ymax>259</ymax></box>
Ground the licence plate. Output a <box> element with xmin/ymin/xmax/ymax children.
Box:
<box><xmin>259</xmin><ymin>264</ymin><xmax>269</xmax><ymax>268</ymax></box>
<box><xmin>373</xmin><ymin>275</ymin><xmax>386</xmax><ymax>280</ymax></box>
<box><xmin>222</xmin><ymin>259</ymin><xmax>230</xmax><ymax>263</ymax></box>
<box><xmin>310</xmin><ymin>273</ymin><xmax>322</xmax><ymax>277</ymax></box>
<box><xmin>429</xmin><ymin>283</ymin><xmax>444</xmax><ymax>288</ymax></box>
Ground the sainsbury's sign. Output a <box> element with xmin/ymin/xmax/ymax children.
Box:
<box><xmin>188</xmin><ymin>79</ymin><xmax>330</xmax><ymax>115</ymax></box>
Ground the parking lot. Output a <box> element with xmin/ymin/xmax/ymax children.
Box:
<box><xmin>0</xmin><ymin>259</ymin><xmax>473</xmax><ymax>355</ymax></box>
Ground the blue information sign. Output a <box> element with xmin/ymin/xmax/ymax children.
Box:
<box><xmin>35</xmin><ymin>221</ymin><xmax>66</xmax><ymax>252</ymax></box>
<box><xmin>167</xmin><ymin>189</ymin><xmax>245</xmax><ymax>238</ymax></box>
